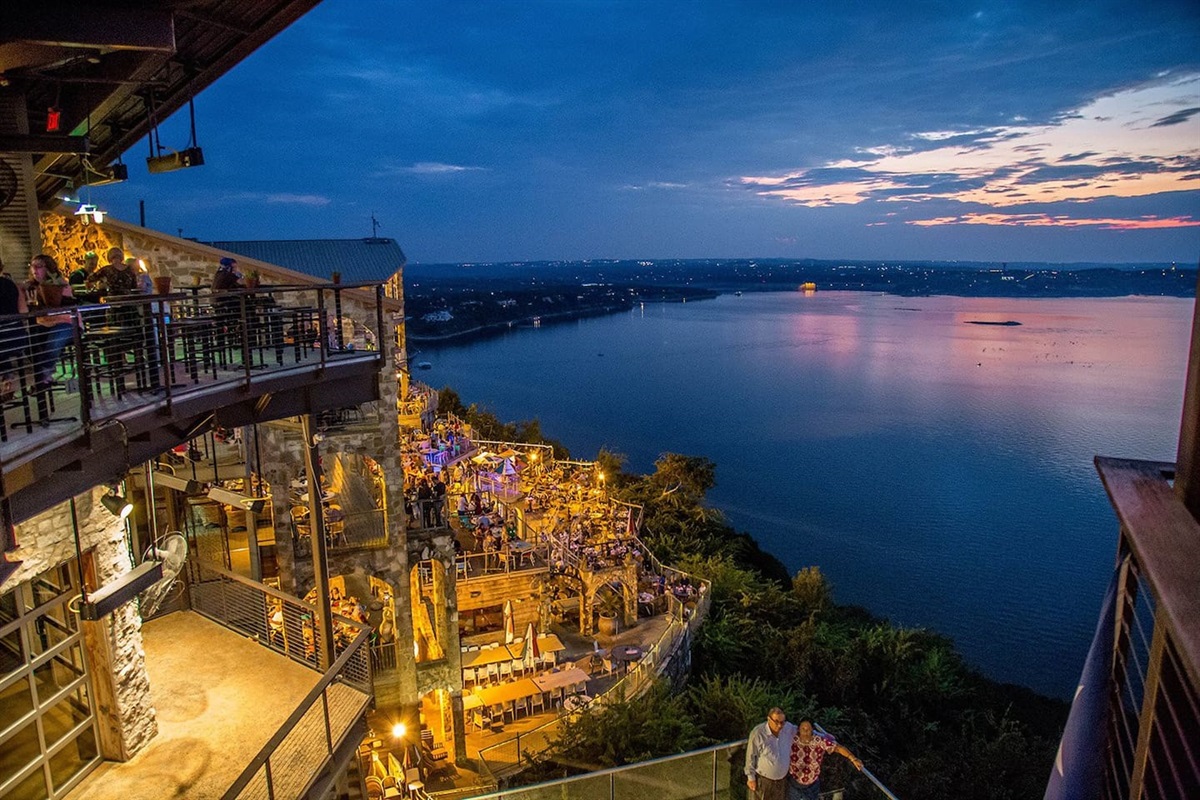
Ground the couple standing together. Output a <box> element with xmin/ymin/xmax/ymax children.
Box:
<box><xmin>745</xmin><ymin>709</ymin><xmax>863</xmax><ymax>800</ymax></box>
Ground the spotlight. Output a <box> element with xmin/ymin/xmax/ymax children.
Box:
<box><xmin>392</xmin><ymin>722</ymin><xmax>406</xmax><ymax>740</ymax></box>
<box><xmin>101</xmin><ymin>492</ymin><xmax>133</xmax><ymax>520</ymax></box>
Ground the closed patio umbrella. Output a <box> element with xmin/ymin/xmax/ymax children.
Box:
<box><xmin>503</xmin><ymin>599</ymin><xmax>514</xmax><ymax>644</ymax></box>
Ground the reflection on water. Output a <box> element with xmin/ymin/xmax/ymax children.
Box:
<box><xmin>421</xmin><ymin>291</ymin><xmax>1191</xmax><ymax>697</ymax></box>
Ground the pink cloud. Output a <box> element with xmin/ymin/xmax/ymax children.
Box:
<box><xmin>907</xmin><ymin>213</ymin><xmax>1200</xmax><ymax>230</ymax></box>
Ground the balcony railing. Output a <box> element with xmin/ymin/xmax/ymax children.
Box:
<box><xmin>456</xmin><ymin>740</ymin><xmax>881</xmax><ymax>800</ymax></box>
<box><xmin>1085</xmin><ymin>458</ymin><xmax>1200</xmax><ymax>799</ymax></box>
<box><xmin>0</xmin><ymin>282</ymin><xmax>386</xmax><ymax>462</ymax></box>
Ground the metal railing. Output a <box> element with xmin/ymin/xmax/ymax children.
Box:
<box><xmin>0</xmin><ymin>282</ymin><xmax>386</xmax><ymax>458</ymax></box>
<box><xmin>453</xmin><ymin>544</ymin><xmax>549</xmax><ymax>583</ymax></box>
<box><xmin>223</xmin><ymin>624</ymin><xmax>374</xmax><ymax>800</ymax></box>
<box><xmin>188</xmin><ymin>561</ymin><xmax>372</xmax><ymax>689</ymax></box>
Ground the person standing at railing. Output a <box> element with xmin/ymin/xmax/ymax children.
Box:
<box><xmin>0</xmin><ymin>266</ymin><xmax>28</xmax><ymax>401</ymax></box>
<box><xmin>786</xmin><ymin>721</ymin><xmax>863</xmax><ymax>800</ymax></box>
<box><xmin>25</xmin><ymin>255</ymin><xmax>76</xmax><ymax>393</ymax></box>
<box><xmin>746</xmin><ymin>708</ymin><xmax>796</xmax><ymax>800</ymax></box>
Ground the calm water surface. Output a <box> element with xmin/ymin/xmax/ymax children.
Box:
<box><xmin>419</xmin><ymin>292</ymin><xmax>1191</xmax><ymax>697</ymax></box>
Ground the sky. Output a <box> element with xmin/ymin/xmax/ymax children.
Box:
<box><xmin>89</xmin><ymin>0</ymin><xmax>1200</xmax><ymax>264</ymax></box>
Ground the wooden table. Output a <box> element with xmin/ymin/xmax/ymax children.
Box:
<box><xmin>533</xmin><ymin>667</ymin><xmax>590</xmax><ymax>694</ymax></box>
<box><xmin>474</xmin><ymin>678</ymin><xmax>541</xmax><ymax>709</ymax></box>
<box><xmin>462</xmin><ymin>646</ymin><xmax>518</xmax><ymax>669</ymax></box>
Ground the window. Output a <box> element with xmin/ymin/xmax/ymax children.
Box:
<box><xmin>0</xmin><ymin>560</ymin><xmax>99</xmax><ymax>798</ymax></box>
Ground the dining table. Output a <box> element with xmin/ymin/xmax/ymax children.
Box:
<box><xmin>532</xmin><ymin>667</ymin><xmax>590</xmax><ymax>694</ymax></box>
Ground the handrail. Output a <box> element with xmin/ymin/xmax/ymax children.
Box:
<box><xmin>222</xmin><ymin>624</ymin><xmax>373</xmax><ymax>799</ymax></box>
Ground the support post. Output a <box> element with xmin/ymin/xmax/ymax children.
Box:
<box><xmin>1175</xmin><ymin>271</ymin><xmax>1200</xmax><ymax>518</ymax></box>
<box><xmin>302</xmin><ymin>413</ymin><xmax>335</xmax><ymax>670</ymax></box>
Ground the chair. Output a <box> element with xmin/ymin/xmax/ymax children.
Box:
<box><xmin>365</xmin><ymin>776</ymin><xmax>384</xmax><ymax>800</ymax></box>
<box><xmin>456</xmin><ymin>555</ymin><xmax>469</xmax><ymax>580</ymax></box>
<box><xmin>463</xmin><ymin>667</ymin><xmax>476</xmax><ymax>688</ymax></box>
<box><xmin>502</xmin><ymin>699</ymin><xmax>516</xmax><ymax>723</ymax></box>
<box><xmin>549</xmin><ymin>687</ymin><xmax>564</xmax><ymax>708</ymax></box>
<box><xmin>498</xmin><ymin>661</ymin><xmax>512</xmax><ymax>681</ymax></box>
<box><xmin>486</xmin><ymin>663</ymin><xmax>500</xmax><ymax>684</ymax></box>
<box><xmin>515</xmin><ymin>695</ymin><xmax>529</xmax><ymax>718</ymax></box>
<box><xmin>529</xmin><ymin>692</ymin><xmax>545</xmax><ymax>714</ymax></box>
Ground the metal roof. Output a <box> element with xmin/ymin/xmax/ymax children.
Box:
<box><xmin>0</xmin><ymin>0</ymin><xmax>324</xmax><ymax>204</ymax></box>
<box><xmin>207</xmin><ymin>237</ymin><xmax>406</xmax><ymax>283</ymax></box>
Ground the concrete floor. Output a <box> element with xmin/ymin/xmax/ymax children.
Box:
<box><xmin>67</xmin><ymin>611</ymin><xmax>368</xmax><ymax>800</ymax></box>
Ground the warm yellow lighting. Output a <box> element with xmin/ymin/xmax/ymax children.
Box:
<box><xmin>598</xmin><ymin>472</ymin><xmax>605</xmax><ymax>481</ymax></box>
<box><xmin>392</xmin><ymin>723</ymin><xmax>406</xmax><ymax>739</ymax></box>
<box><xmin>530</xmin><ymin>452</ymin><xmax>539</xmax><ymax>461</ymax></box>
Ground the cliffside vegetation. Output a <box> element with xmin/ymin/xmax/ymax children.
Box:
<box><xmin>441</xmin><ymin>389</ymin><xmax>1068</xmax><ymax>799</ymax></box>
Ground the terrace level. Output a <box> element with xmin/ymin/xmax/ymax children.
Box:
<box><xmin>0</xmin><ymin>283</ymin><xmax>387</xmax><ymax>526</ymax></box>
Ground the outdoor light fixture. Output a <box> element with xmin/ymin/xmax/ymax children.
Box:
<box><xmin>146</xmin><ymin>146</ymin><xmax>204</xmax><ymax>174</ymax></box>
<box><xmin>154</xmin><ymin>469</ymin><xmax>200</xmax><ymax>494</ymax></box>
<box><xmin>392</xmin><ymin>723</ymin><xmax>406</xmax><ymax>740</ymax></box>
<box><xmin>207</xmin><ymin>486</ymin><xmax>267</xmax><ymax>513</ymax></box>
<box><xmin>74</xmin><ymin>202</ymin><xmax>105</xmax><ymax>225</ymax></box>
<box><xmin>46</xmin><ymin>107</ymin><xmax>61</xmax><ymax>132</ymax></box>
<box><xmin>100</xmin><ymin>491</ymin><xmax>133</xmax><ymax>520</ymax></box>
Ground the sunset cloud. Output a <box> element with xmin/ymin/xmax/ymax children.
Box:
<box><xmin>739</xmin><ymin>74</ymin><xmax>1200</xmax><ymax>212</ymax></box>
<box><xmin>907</xmin><ymin>213</ymin><xmax>1200</xmax><ymax>230</ymax></box>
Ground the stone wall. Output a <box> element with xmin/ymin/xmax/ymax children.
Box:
<box><xmin>3</xmin><ymin>487</ymin><xmax>158</xmax><ymax>760</ymax></box>
<box><xmin>38</xmin><ymin>212</ymin><xmax>404</xmax><ymax>352</ymax></box>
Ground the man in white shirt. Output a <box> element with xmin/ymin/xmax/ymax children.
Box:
<box><xmin>745</xmin><ymin>707</ymin><xmax>796</xmax><ymax>800</ymax></box>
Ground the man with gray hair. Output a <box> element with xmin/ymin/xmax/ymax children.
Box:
<box><xmin>745</xmin><ymin>707</ymin><xmax>796</xmax><ymax>800</ymax></box>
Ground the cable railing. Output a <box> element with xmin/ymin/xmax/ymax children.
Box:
<box><xmin>1085</xmin><ymin>458</ymin><xmax>1200</xmax><ymax>800</ymax></box>
<box><xmin>0</xmin><ymin>282</ymin><xmax>387</xmax><ymax>461</ymax></box>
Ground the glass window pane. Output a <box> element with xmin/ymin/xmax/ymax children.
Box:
<box><xmin>31</xmin><ymin>565</ymin><xmax>70</xmax><ymax>609</ymax></box>
<box><xmin>0</xmin><ymin>720</ymin><xmax>43</xmax><ymax>788</ymax></box>
<box><xmin>0</xmin><ymin>675</ymin><xmax>35</xmax><ymax>736</ymax></box>
<box><xmin>0</xmin><ymin>588</ymin><xmax>18</xmax><ymax>625</ymax></box>
<box><xmin>43</xmin><ymin>684</ymin><xmax>91</xmax><ymax>748</ymax></box>
<box><xmin>33</xmin><ymin>645</ymin><xmax>84</xmax><ymax>702</ymax></box>
<box><xmin>3</xmin><ymin>766</ymin><xmax>48</xmax><ymax>800</ymax></box>
<box><xmin>0</xmin><ymin>626</ymin><xmax>27</xmax><ymax>680</ymax></box>
<box><xmin>28</xmin><ymin>602</ymin><xmax>78</xmax><ymax>659</ymax></box>
<box><xmin>48</xmin><ymin>727</ymin><xmax>97</xmax><ymax>791</ymax></box>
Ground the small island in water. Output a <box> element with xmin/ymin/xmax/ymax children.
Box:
<box><xmin>966</xmin><ymin>319</ymin><xmax>1022</xmax><ymax>326</ymax></box>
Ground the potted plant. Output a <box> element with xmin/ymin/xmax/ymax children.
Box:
<box><xmin>595</xmin><ymin>589</ymin><xmax>623</xmax><ymax>637</ymax></box>
<box><xmin>244</xmin><ymin>269</ymin><xmax>261</xmax><ymax>290</ymax></box>
<box><xmin>331</xmin><ymin>270</ymin><xmax>342</xmax><ymax>284</ymax></box>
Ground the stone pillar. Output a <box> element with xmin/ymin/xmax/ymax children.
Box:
<box><xmin>5</xmin><ymin>490</ymin><xmax>159</xmax><ymax>761</ymax></box>
<box><xmin>82</xmin><ymin>531</ymin><xmax>158</xmax><ymax>760</ymax></box>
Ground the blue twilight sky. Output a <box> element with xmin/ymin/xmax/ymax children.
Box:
<box><xmin>87</xmin><ymin>0</ymin><xmax>1200</xmax><ymax>264</ymax></box>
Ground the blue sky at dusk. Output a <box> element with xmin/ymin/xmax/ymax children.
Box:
<box><xmin>91</xmin><ymin>0</ymin><xmax>1200</xmax><ymax>264</ymax></box>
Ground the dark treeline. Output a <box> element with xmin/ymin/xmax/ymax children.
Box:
<box><xmin>441</xmin><ymin>389</ymin><xmax>1068</xmax><ymax>799</ymax></box>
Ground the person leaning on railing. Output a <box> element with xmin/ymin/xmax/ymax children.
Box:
<box><xmin>787</xmin><ymin>720</ymin><xmax>863</xmax><ymax>800</ymax></box>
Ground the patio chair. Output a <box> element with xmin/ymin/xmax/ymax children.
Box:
<box><xmin>530</xmin><ymin>692</ymin><xmax>545</xmax><ymax>714</ymax></box>
<box><xmin>549</xmin><ymin>687</ymin><xmax>564</xmax><ymax>708</ymax></box>
<box><xmin>486</xmin><ymin>663</ymin><xmax>500</xmax><ymax>684</ymax></box>
<box><xmin>515</xmin><ymin>695</ymin><xmax>529</xmax><ymax>718</ymax></box>
<box><xmin>498</xmin><ymin>661</ymin><xmax>512</xmax><ymax>681</ymax></box>
<box><xmin>502</xmin><ymin>699</ymin><xmax>516</xmax><ymax>723</ymax></box>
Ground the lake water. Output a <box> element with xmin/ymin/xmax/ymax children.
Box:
<box><xmin>417</xmin><ymin>291</ymin><xmax>1192</xmax><ymax>698</ymax></box>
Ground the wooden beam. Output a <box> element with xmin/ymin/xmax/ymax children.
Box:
<box><xmin>0</xmin><ymin>133</ymin><xmax>88</xmax><ymax>152</ymax></box>
<box><xmin>0</xmin><ymin>5</ymin><xmax>174</xmax><ymax>53</ymax></box>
